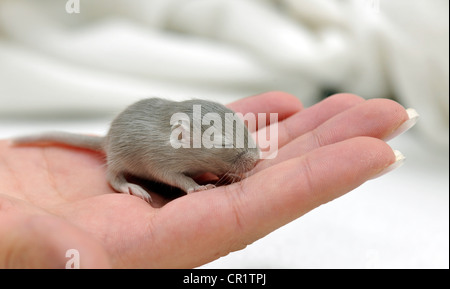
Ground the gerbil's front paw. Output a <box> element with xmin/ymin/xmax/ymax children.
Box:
<box><xmin>121</xmin><ymin>183</ymin><xmax>153</xmax><ymax>203</ymax></box>
<box><xmin>187</xmin><ymin>184</ymin><xmax>216</xmax><ymax>194</ymax></box>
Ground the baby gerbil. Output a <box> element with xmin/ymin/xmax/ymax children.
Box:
<box><xmin>12</xmin><ymin>98</ymin><xmax>260</xmax><ymax>203</ymax></box>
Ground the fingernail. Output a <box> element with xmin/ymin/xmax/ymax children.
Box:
<box><xmin>371</xmin><ymin>150</ymin><xmax>406</xmax><ymax>179</ymax></box>
<box><xmin>384</xmin><ymin>108</ymin><xmax>420</xmax><ymax>141</ymax></box>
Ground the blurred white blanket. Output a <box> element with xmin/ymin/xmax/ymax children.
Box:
<box><xmin>0</xmin><ymin>0</ymin><xmax>448</xmax><ymax>148</ymax></box>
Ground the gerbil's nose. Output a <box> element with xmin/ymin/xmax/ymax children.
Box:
<box><xmin>236</xmin><ymin>151</ymin><xmax>259</xmax><ymax>173</ymax></box>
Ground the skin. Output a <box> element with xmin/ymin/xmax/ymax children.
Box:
<box><xmin>0</xmin><ymin>92</ymin><xmax>410</xmax><ymax>268</ymax></box>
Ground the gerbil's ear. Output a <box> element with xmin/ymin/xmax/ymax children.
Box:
<box><xmin>170</xmin><ymin>115</ymin><xmax>191</xmax><ymax>148</ymax></box>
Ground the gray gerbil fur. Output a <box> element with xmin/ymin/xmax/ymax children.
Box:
<box><xmin>12</xmin><ymin>98</ymin><xmax>260</xmax><ymax>203</ymax></box>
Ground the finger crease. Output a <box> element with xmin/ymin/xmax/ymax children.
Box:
<box><xmin>224</xmin><ymin>184</ymin><xmax>250</xmax><ymax>251</ymax></box>
<box><xmin>42</xmin><ymin>149</ymin><xmax>62</xmax><ymax>200</ymax></box>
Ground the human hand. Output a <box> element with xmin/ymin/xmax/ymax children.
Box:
<box><xmin>0</xmin><ymin>92</ymin><xmax>415</xmax><ymax>268</ymax></box>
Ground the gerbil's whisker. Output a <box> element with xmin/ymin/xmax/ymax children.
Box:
<box><xmin>233</xmin><ymin>171</ymin><xmax>246</xmax><ymax>189</ymax></box>
<box><xmin>215</xmin><ymin>169</ymin><xmax>233</xmax><ymax>187</ymax></box>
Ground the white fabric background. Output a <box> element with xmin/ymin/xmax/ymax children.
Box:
<box><xmin>0</xmin><ymin>0</ymin><xmax>448</xmax><ymax>268</ymax></box>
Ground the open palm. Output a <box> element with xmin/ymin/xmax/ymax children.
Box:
<box><xmin>0</xmin><ymin>92</ymin><xmax>410</xmax><ymax>268</ymax></box>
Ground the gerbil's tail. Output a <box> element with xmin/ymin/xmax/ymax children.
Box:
<box><xmin>12</xmin><ymin>131</ymin><xmax>104</xmax><ymax>152</ymax></box>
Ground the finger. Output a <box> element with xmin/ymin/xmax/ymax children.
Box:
<box><xmin>227</xmin><ymin>91</ymin><xmax>303</xmax><ymax>132</ymax></box>
<box><xmin>255</xmin><ymin>98</ymin><xmax>410</xmax><ymax>171</ymax></box>
<box><xmin>225</xmin><ymin>137</ymin><xmax>399</xmax><ymax>250</ymax></box>
<box><xmin>146</xmin><ymin>137</ymin><xmax>398</xmax><ymax>268</ymax></box>
<box><xmin>256</xmin><ymin>93</ymin><xmax>365</xmax><ymax>150</ymax></box>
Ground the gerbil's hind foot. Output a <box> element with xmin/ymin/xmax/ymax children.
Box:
<box><xmin>187</xmin><ymin>184</ymin><xmax>216</xmax><ymax>194</ymax></box>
